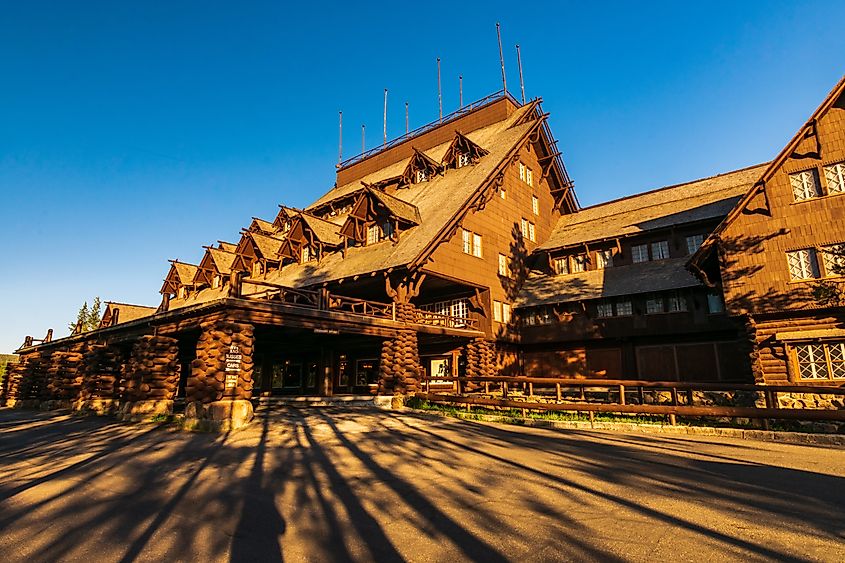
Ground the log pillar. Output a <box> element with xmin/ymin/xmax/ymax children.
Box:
<box><xmin>4</xmin><ymin>361</ymin><xmax>28</xmax><ymax>407</ymax></box>
<box><xmin>119</xmin><ymin>335</ymin><xmax>180</xmax><ymax>420</ymax></box>
<box><xmin>44</xmin><ymin>344</ymin><xmax>86</xmax><ymax>409</ymax></box>
<box><xmin>464</xmin><ymin>338</ymin><xmax>497</xmax><ymax>390</ymax></box>
<box><xmin>378</xmin><ymin>302</ymin><xmax>422</xmax><ymax>395</ymax></box>
<box><xmin>9</xmin><ymin>351</ymin><xmax>51</xmax><ymax>408</ymax></box>
<box><xmin>76</xmin><ymin>343</ymin><xmax>124</xmax><ymax>414</ymax></box>
<box><xmin>185</xmin><ymin>320</ymin><xmax>255</xmax><ymax>431</ymax></box>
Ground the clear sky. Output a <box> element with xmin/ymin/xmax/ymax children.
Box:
<box><xmin>1</xmin><ymin>1</ymin><xmax>843</xmax><ymax>352</ymax></box>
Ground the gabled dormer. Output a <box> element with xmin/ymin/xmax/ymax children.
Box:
<box><xmin>272</xmin><ymin>206</ymin><xmax>299</xmax><ymax>235</ymax></box>
<box><xmin>217</xmin><ymin>240</ymin><xmax>237</xmax><ymax>253</ymax></box>
<box><xmin>248</xmin><ymin>217</ymin><xmax>276</xmax><ymax>235</ymax></box>
<box><xmin>339</xmin><ymin>186</ymin><xmax>421</xmax><ymax>247</ymax></box>
<box><xmin>160</xmin><ymin>260</ymin><xmax>199</xmax><ymax>300</ymax></box>
<box><xmin>232</xmin><ymin>231</ymin><xmax>286</xmax><ymax>277</ymax></box>
<box><xmin>99</xmin><ymin>302</ymin><xmax>155</xmax><ymax>328</ymax></box>
<box><xmin>403</xmin><ymin>148</ymin><xmax>442</xmax><ymax>185</ymax></box>
<box><xmin>194</xmin><ymin>245</ymin><xmax>237</xmax><ymax>290</ymax></box>
<box><xmin>441</xmin><ymin>131</ymin><xmax>490</xmax><ymax>170</ymax></box>
<box><xmin>280</xmin><ymin>212</ymin><xmax>343</xmax><ymax>264</ymax></box>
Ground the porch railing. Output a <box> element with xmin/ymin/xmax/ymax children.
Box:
<box><xmin>416</xmin><ymin>375</ymin><xmax>845</xmax><ymax>425</ymax></box>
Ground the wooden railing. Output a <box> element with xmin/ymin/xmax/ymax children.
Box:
<box><xmin>243</xmin><ymin>279</ymin><xmax>473</xmax><ymax>329</ymax></box>
<box><xmin>416</xmin><ymin>375</ymin><xmax>845</xmax><ymax>424</ymax></box>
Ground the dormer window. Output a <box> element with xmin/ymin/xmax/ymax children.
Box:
<box><xmin>457</xmin><ymin>153</ymin><xmax>471</xmax><ymax>168</ymax></box>
<box><xmin>252</xmin><ymin>261</ymin><xmax>263</xmax><ymax>277</ymax></box>
<box><xmin>301</xmin><ymin>246</ymin><xmax>311</xmax><ymax>263</ymax></box>
<box><xmin>367</xmin><ymin>224</ymin><xmax>380</xmax><ymax>245</ymax></box>
<box><xmin>416</xmin><ymin>170</ymin><xmax>428</xmax><ymax>183</ymax></box>
<box><xmin>177</xmin><ymin>286</ymin><xmax>188</xmax><ymax>299</ymax></box>
<box><xmin>212</xmin><ymin>275</ymin><xmax>221</xmax><ymax>289</ymax></box>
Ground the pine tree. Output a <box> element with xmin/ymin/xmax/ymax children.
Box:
<box><xmin>87</xmin><ymin>297</ymin><xmax>102</xmax><ymax>331</ymax></box>
<box><xmin>69</xmin><ymin>301</ymin><xmax>89</xmax><ymax>333</ymax></box>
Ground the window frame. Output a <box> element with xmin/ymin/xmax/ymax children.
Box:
<box><xmin>651</xmin><ymin>240</ymin><xmax>670</xmax><ymax>261</ymax></box>
<box><xmin>553</xmin><ymin>256</ymin><xmax>569</xmax><ymax>275</ymax></box>
<box><xmin>789</xmin><ymin>169</ymin><xmax>822</xmax><ymax>201</ymax></box>
<box><xmin>824</xmin><ymin>162</ymin><xmax>845</xmax><ymax>194</ymax></box>
<box><xmin>686</xmin><ymin>234</ymin><xmax>705</xmax><ymax>255</ymax></box>
<box><xmin>462</xmin><ymin>229</ymin><xmax>472</xmax><ymax>254</ymax></box>
<box><xmin>786</xmin><ymin>248</ymin><xmax>820</xmax><ymax>281</ymax></box>
<box><xmin>596</xmin><ymin>249</ymin><xmax>613</xmax><ymax>269</ymax></box>
<box><xmin>532</xmin><ymin>195</ymin><xmax>539</xmax><ymax>215</ymax></box>
<box><xmin>498</xmin><ymin>253</ymin><xmax>509</xmax><ymax>276</ymax></box>
<box><xmin>472</xmin><ymin>233</ymin><xmax>483</xmax><ymax>258</ymax></box>
<box><xmin>792</xmin><ymin>341</ymin><xmax>845</xmax><ymax>381</ymax></box>
<box><xmin>631</xmin><ymin>244</ymin><xmax>649</xmax><ymax>264</ymax></box>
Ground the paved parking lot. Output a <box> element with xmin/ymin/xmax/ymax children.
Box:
<box><xmin>0</xmin><ymin>406</ymin><xmax>843</xmax><ymax>562</ymax></box>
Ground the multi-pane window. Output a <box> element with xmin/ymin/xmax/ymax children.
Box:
<box><xmin>686</xmin><ymin>234</ymin><xmax>705</xmax><ymax>255</ymax></box>
<box><xmin>472</xmin><ymin>233</ymin><xmax>483</xmax><ymax>258</ymax></box>
<box><xmin>493</xmin><ymin>300</ymin><xmax>503</xmax><ymax>322</ymax></box>
<box><xmin>212</xmin><ymin>275</ymin><xmax>221</xmax><ymax>289</ymax></box>
<box><xmin>794</xmin><ymin>342</ymin><xmax>845</xmax><ymax>380</ymax></box>
<box><xmin>789</xmin><ymin>169</ymin><xmax>821</xmax><ymax>201</ymax></box>
<box><xmin>571</xmin><ymin>254</ymin><xmax>587</xmax><ymax>273</ymax></box>
<box><xmin>821</xmin><ymin>244</ymin><xmax>845</xmax><ymax>277</ymax></box>
<box><xmin>596</xmin><ymin>249</ymin><xmax>613</xmax><ymax>269</ymax></box>
<box><xmin>824</xmin><ymin>162</ymin><xmax>845</xmax><ymax>194</ymax></box>
<box><xmin>707</xmin><ymin>292</ymin><xmax>725</xmax><ymax>314</ymax></box>
<box><xmin>462</xmin><ymin>229</ymin><xmax>472</xmax><ymax>254</ymax></box>
<box><xmin>526</xmin><ymin>168</ymin><xmax>533</xmax><ymax>186</ymax></box>
<box><xmin>421</xmin><ymin>299</ymin><xmax>469</xmax><ymax>320</ymax></box>
<box><xmin>786</xmin><ymin>249</ymin><xmax>820</xmax><ymax>280</ymax></box>
<box><xmin>416</xmin><ymin>170</ymin><xmax>429</xmax><ymax>183</ymax></box>
<box><xmin>382</xmin><ymin>221</ymin><xmax>394</xmax><ymax>240</ymax></box>
<box><xmin>502</xmin><ymin>303</ymin><xmax>512</xmax><ymax>323</ymax></box>
<box><xmin>532</xmin><ymin>195</ymin><xmax>539</xmax><ymax>215</ymax></box>
<box><xmin>553</xmin><ymin>256</ymin><xmax>569</xmax><ymax>275</ymax></box>
<box><xmin>616</xmin><ymin>300</ymin><xmax>633</xmax><ymax>316</ymax></box>
<box><xmin>301</xmin><ymin>246</ymin><xmax>311</xmax><ymax>263</ymax></box>
<box><xmin>458</xmin><ymin>153</ymin><xmax>471</xmax><ymax>168</ymax></box>
<box><xmin>367</xmin><ymin>224</ymin><xmax>381</xmax><ymax>245</ymax></box>
<box><xmin>498</xmin><ymin>253</ymin><xmax>509</xmax><ymax>276</ymax></box>
<box><xmin>528</xmin><ymin>222</ymin><xmax>536</xmax><ymax>242</ymax></box>
<box><xmin>646</xmin><ymin>295</ymin><xmax>664</xmax><ymax>314</ymax></box>
<box><xmin>667</xmin><ymin>292</ymin><xmax>687</xmax><ymax>312</ymax></box>
<box><xmin>500</xmin><ymin>187</ymin><xmax>506</xmax><ymax>199</ymax></box>
<box><xmin>518</xmin><ymin>163</ymin><xmax>526</xmax><ymax>181</ymax></box>
<box><xmin>651</xmin><ymin>240</ymin><xmax>670</xmax><ymax>260</ymax></box>
<box><xmin>520</xmin><ymin>218</ymin><xmax>529</xmax><ymax>239</ymax></box>
<box><xmin>596</xmin><ymin>301</ymin><xmax>613</xmax><ymax>318</ymax></box>
<box><xmin>632</xmin><ymin>244</ymin><xmax>649</xmax><ymax>263</ymax></box>
<box><xmin>177</xmin><ymin>286</ymin><xmax>188</xmax><ymax>299</ymax></box>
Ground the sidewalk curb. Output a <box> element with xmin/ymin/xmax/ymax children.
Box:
<box><xmin>407</xmin><ymin>408</ymin><xmax>845</xmax><ymax>447</ymax></box>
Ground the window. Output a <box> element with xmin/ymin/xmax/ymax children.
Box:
<box><xmin>502</xmin><ymin>303</ymin><xmax>512</xmax><ymax>323</ymax></box>
<box><xmin>301</xmin><ymin>246</ymin><xmax>311</xmax><ymax>263</ymax></box>
<box><xmin>616</xmin><ymin>300</ymin><xmax>633</xmax><ymax>316</ymax></box>
<box><xmin>177</xmin><ymin>286</ymin><xmax>188</xmax><ymax>299</ymax></box>
<box><xmin>498</xmin><ymin>253</ymin><xmax>509</xmax><ymax>276</ymax></box>
<box><xmin>519</xmin><ymin>162</ymin><xmax>526</xmax><ymax>181</ymax></box>
<box><xmin>822</xmin><ymin>244</ymin><xmax>845</xmax><ymax>277</ymax></box>
<box><xmin>472</xmin><ymin>233</ymin><xmax>483</xmax><ymax>258</ymax></box>
<box><xmin>212</xmin><ymin>275</ymin><xmax>221</xmax><ymax>289</ymax></box>
<box><xmin>367</xmin><ymin>224</ymin><xmax>381</xmax><ymax>245</ymax></box>
<box><xmin>382</xmin><ymin>221</ymin><xmax>394</xmax><ymax>240</ymax></box>
<box><xmin>526</xmin><ymin>168</ymin><xmax>533</xmax><ymax>186</ymax></box>
<box><xmin>553</xmin><ymin>256</ymin><xmax>569</xmax><ymax>275</ymax></box>
<box><xmin>651</xmin><ymin>240</ymin><xmax>670</xmax><ymax>260</ymax></box>
<box><xmin>789</xmin><ymin>169</ymin><xmax>821</xmax><ymax>201</ymax></box>
<box><xmin>686</xmin><ymin>234</ymin><xmax>705</xmax><ymax>255</ymax></box>
<box><xmin>462</xmin><ymin>229</ymin><xmax>472</xmax><ymax>254</ymax></box>
<box><xmin>416</xmin><ymin>170</ymin><xmax>428</xmax><ymax>183</ymax></box>
<box><xmin>571</xmin><ymin>254</ymin><xmax>587</xmax><ymax>273</ymax></box>
<box><xmin>493</xmin><ymin>300</ymin><xmax>503</xmax><ymax>322</ymax></box>
<box><xmin>500</xmin><ymin>187</ymin><xmax>506</xmax><ymax>199</ymax></box>
<box><xmin>252</xmin><ymin>261</ymin><xmax>262</xmax><ymax>277</ymax></box>
<box><xmin>596</xmin><ymin>249</ymin><xmax>613</xmax><ymax>269</ymax></box>
<box><xmin>646</xmin><ymin>295</ymin><xmax>664</xmax><ymax>314</ymax></box>
<box><xmin>794</xmin><ymin>342</ymin><xmax>845</xmax><ymax>380</ymax></box>
<box><xmin>824</xmin><ymin>162</ymin><xmax>845</xmax><ymax>194</ymax></box>
<box><xmin>532</xmin><ymin>195</ymin><xmax>539</xmax><ymax>215</ymax></box>
<box><xmin>632</xmin><ymin>244</ymin><xmax>649</xmax><ymax>263</ymax></box>
<box><xmin>528</xmin><ymin>222</ymin><xmax>535</xmax><ymax>242</ymax></box>
<box><xmin>520</xmin><ymin>218</ymin><xmax>529</xmax><ymax>239</ymax></box>
<box><xmin>596</xmin><ymin>301</ymin><xmax>613</xmax><ymax>318</ymax></box>
<box><xmin>707</xmin><ymin>292</ymin><xmax>725</xmax><ymax>314</ymax></box>
<box><xmin>458</xmin><ymin>153</ymin><xmax>471</xmax><ymax>168</ymax></box>
<box><xmin>451</xmin><ymin>300</ymin><xmax>468</xmax><ymax>319</ymax></box>
<box><xmin>667</xmin><ymin>292</ymin><xmax>687</xmax><ymax>312</ymax></box>
<box><xmin>786</xmin><ymin>249</ymin><xmax>820</xmax><ymax>280</ymax></box>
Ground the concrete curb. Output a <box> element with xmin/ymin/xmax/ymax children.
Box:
<box><xmin>408</xmin><ymin>408</ymin><xmax>845</xmax><ymax>447</ymax></box>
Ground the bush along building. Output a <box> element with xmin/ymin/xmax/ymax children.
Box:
<box><xmin>5</xmin><ymin>76</ymin><xmax>845</xmax><ymax>426</ymax></box>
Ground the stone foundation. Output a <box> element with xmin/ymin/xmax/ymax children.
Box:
<box><xmin>118</xmin><ymin>399</ymin><xmax>174</xmax><ymax>421</ymax></box>
<box><xmin>188</xmin><ymin>320</ymin><xmax>255</xmax><ymax>403</ymax></box>
<box><xmin>775</xmin><ymin>392</ymin><xmax>845</xmax><ymax>410</ymax></box>
<box><xmin>73</xmin><ymin>398</ymin><xmax>120</xmax><ymax>415</ymax></box>
<box><xmin>184</xmin><ymin>399</ymin><xmax>254</xmax><ymax>431</ymax></box>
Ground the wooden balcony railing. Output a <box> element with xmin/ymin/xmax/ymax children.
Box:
<box><xmin>417</xmin><ymin>375</ymin><xmax>845</xmax><ymax>425</ymax></box>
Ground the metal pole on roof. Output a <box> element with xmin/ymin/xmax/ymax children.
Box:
<box><xmin>338</xmin><ymin>111</ymin><xmax>343</xmax><ymax>166</ymax></box>
<box><xmin>405</xmin><ymin>102</ymin><xmax>409</xmax><ymax>134</ymax></box>
<box><xmin>496</xmin><ymin>23</ymin><xmax>507</xmax><ymax>94</ymax></box>
<box><xmin>437</xmin><ymin>58</ymin><xmax>442</xmax><ymax>122</ymax></box>
<box><xmin>361</xmin><ymin>124</ymin><xmax>365</xmax><ymax>154</ymax></box>
<box><xmin>459</xmin><ymin>75</ymin><xmax>463</xmax><ymax>108</ymax></box>
<box><xmin>383</xmin><ymin>89</ymin><xmax>388</xmax><ymax>146</ymax></box>
<box><xmin>516</xmin><ymin>44</ymin><xmax>526</xmax><ymax>104</ymax></box>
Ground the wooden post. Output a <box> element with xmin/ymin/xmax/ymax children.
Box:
<box><xmin>686</xmin><ymin>389</ymin><xmax>694</xmax><ymax>406</ymax></box>
<box><xmin>503</xmin><ymin>381</ymin><xmax>508</xmax><ymax>399</ymax></box>
<box><xmin>588</xmin><ymin>410</ymin><xmax>595</xmax><ymax>426</ymax></box>
<box><xmin>556</xmin><ymin>383</ymin><xmax>562</xmax><ymax>402</ymax></box>
<box><xmin>528</xmin><ymin>382</ymin><xmax>534</xmax><ymax>397</ymax></box>
<box><xmin>484</xmin><ymin>381</ymin><xmax>489</xmax><ymax>394</ymax></box>
<box><xmin>618</xmin><ymin>384</ymin><xmax>626</xmax><ymax>405</ymax></box>
<box><xmin>579</xmin><ymin>385</ymin><xmax>585</xmax><ymax>401</ymax></box>
<box><xmin>669</xmin><ymin>413</ymin><xmax>677</xmax><ymax>426</ymax></box>
<box><xmin>638</xmin><ymin>386</ymin><xmax>644</xmax><ymax>405</ymax></box>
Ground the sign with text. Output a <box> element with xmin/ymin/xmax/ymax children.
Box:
<box><xmin>224</xmin><ymin>344</ymin><xmax>242</xmax><ymax>388</ymax></box>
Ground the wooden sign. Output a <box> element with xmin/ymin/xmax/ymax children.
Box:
<box><xmin>224</xmin><ymin>344</ymin><xmax>242</xmax><ymax>388</ymax></box>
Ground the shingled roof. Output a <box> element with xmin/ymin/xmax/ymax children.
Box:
<box><xmin>538</xmin><ymin>164</ymin><xmax>768</xmax><ymax>252</ymax></box>
<box><xmin>299</xmin><ymin>213</ymin><xmax>344</xmax><ymax>246</ymax></box>
<box><xmin>516</xmin><ymin>257</ymin><xmax>703</xmax><ymax>308</ymax></box>
<box><xmin>101</xmin><ymin>302</ymin><xmax>157</xmax><ymax>325</ymax></box>
<box><xmin>248</xmin><ymin>231</ymin><xmax>286</xmax><ymax>259</ymax></box>
<box><xmin>207</xmin><ymin>247</ymin><xmax>236</xmax><ymax>275</ymax></box>
<box><xmin>172</xmin><ymin>261</ymin><xmax>199</xmax><ymax>284</ymax></box>
<box><xmin>368</xmin><ymin>188</ymin><xmax>422</xmax><ymax>225</ymax></box>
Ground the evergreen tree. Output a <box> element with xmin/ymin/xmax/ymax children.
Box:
<box><xmin>69</xmin><ymin>301</ymin><xmax>89</xmax><ymax>333</ymax></box>
<box><xmin>87</xmin><ymin>297</ymin><xmax>102</xmax><ymax>331</ymax></box>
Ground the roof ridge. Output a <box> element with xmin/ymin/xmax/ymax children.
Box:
<box><xmin>105</xmin><ymin>301</ymin><xmax>156</xmax><ymax>308</ymax></box>
<box><xmin>573</xmin><ymin>162</ymin><xmax>769</xmax><ymax>217</ymax></box>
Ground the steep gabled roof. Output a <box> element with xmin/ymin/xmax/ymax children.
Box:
<box><xmin>249</xmin><ymin>231</ymin><xmax>286</xmax><ymax>259</ymax></box>
<box><xmin>516</xmin><ymin>258</ymin><xmax>702</xmax><ymax>308</ymax></box>
<box><xmin>538</xmin><ymin>164</ymin><xmax>768</xmax><ymax>252</ymax></box>
<box><xmin>206</xmin><ymin>247</ymin><xmax>237</xmax><ymax>275</ymax></box>
<box><xmin>217</xmin><ymin>241</ymin><xmax>237</xmax><ymax>253</ymax></box>
<box><xmin>101</xmin><ymin>302</ymin><xmax>156</xmax><ymax>326</ymax></box>
<box><xmin>249</xmin><ymin>217</ymin><xmax>276</xmax><ymax>234</ymax></box>
<box><xmin>299</xmin><ymin>212</ymin><xmax>344</xmax><ymax>246</ymax></box>
<box><xmin>369</xmin><ymin>188</ymin><xmax>421</xmax><ymax>225</ymax></box>
<box><xmin>172</xmin><ymin>261</ymin><xmax>199</xmax><ymax>283</ymax></box>
<box><xmin>689</xmin><ymin>75</ymin><xmax>845</xmax><ymax>269</ymax></box>
<box><xmin>441</xmin><ymin>130</ymin><xmax>490</xmax><ymax>167</ymax></box>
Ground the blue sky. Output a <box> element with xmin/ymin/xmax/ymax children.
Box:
<box><xmin>1</xmin><ymin>1</ymin><xmax>843</xmax><ymax>352</ymax></box>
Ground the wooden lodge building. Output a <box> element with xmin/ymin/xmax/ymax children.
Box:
<box><xmin>4</xmin><ymin>75</ymin><xmax>845</xmax><ymax>419</ymax></box>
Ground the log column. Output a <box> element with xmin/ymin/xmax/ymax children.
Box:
<box><xmin>11</xmin><ymin>351</ymin><xmax>51</xmax><ymax>408</ymax></box>
<box><xmin>120</xmin><ymin>335</ymin><xmax>180</xmax><ymax>419</ymax></box>
<box><xmin>185</xmin><ymin>320</ymin><xmax>255</xmax><ymax>431</ymax></box>
<box><xmin>4</xmin><ymin>361</ymin><xmax>28</xmax><ymax>407</ymax></box>
<box><xmin>378</xmin><ymin>302</ymin><xmax>422</xmax><ymax>395</ymax></box>
<box><xmin>464</xmin><ymin>338</ymin><xmax>497</xmax><ymax>388</ymax></box>
<box><xmin>45</xmin><ymin>344</ymin><xmax>85</xmax><ymax>408</ymax></box>
<box><xmin>77</xmin><ymin>343</ymin><xmax>124</xmax><ymax>414</ymax></box>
